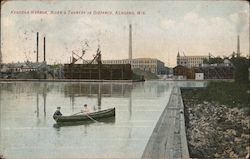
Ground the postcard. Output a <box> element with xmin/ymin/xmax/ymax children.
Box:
<box><xmin>0</xmin><ymin>0</ymin><xmax>249</xmax><ymax>159</ymax></box>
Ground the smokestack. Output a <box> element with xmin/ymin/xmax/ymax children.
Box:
<box><xmin>237</xmin><ymin>35</ymin><xmax>240</xmax><ymax>57</ymax></box>
<box><xmin>36</xmin><ymin>32</ymin><xmax>39</xmax><ymax>63</ymax></box>
<box><xmin>0</xmin><ymin>49</ymin><xmax>2</xmax><ymax>64</ymax></box>
<box><xmin>43</xmin><ymin>36</ymin><xmax>46</xmax><ymax>62</ymax></box>
<box><xmin>129</xmin><ymin>24</ymin><xmax>132</xmax><ymax>60</ymax></box>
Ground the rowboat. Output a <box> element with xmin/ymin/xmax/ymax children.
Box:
<box><xmin>53</xmin><ymin>116</ymin><xmax>115</xmax><ymax>127</ymax></box>
<box><xmin>53</xmin><ymin>107</ymin><xmax>115</xmax><ymax>123</ymax></box>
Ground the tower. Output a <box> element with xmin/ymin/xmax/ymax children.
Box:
<box><xmin>237</xmin><ymin>35</ymin><xmax>240</xmax><ymax>57</ymax></box>
<box><xmin>37</xmin><ymin>32</ymin><xmax>39</xmax><ymax>63</ymax></box>
<box><xmin>43</xmin><ymin>36</ymin><xmax>46</xmax><ymax>62</ymax></box>
<box><xmin>177</xmin><ymin>51</ymin><xmax>180</xmax><ymax>65</ymax></box>
<box><xmin>0</xmin><ymin>49</ymin><xmax>2</xmax><ymax>64</ymax></box>
<box><xmin>129</xmin><ymin>24</ymin><xmax>132</xmax><ymax>60</ymax></box>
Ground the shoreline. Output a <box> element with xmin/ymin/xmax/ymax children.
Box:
<box><xmin>141</xmin><ymin>87</ymin><xmax>189</xmax><ymax>159</ymax></box>
<box><xmin>0</xmin><ymin>78</ymin><xmax>234</xmax><ymax>82</ymax></box>
<box><xmin>0</xmin><ymin>79</ymin><xmax>144</xmax><ymax>83</ymax></box>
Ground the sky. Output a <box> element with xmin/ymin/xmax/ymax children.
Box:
<box><xmin>1</xmin><ymin>0</ymin><xmax>249</xmax><ymax>67</ymax></box>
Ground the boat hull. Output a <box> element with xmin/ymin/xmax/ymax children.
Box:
<box><xmin>54</xmin><ymin>107</ymin><xmax>115</xmax><ymax>123</ymax></box>
<box><xmin>53</xmin><ymin>116</ymin><xmax>115</xmax><ymax>127</ymax></box>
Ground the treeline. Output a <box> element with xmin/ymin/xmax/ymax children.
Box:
<box><xmin>204</xmin><ymin>56</ymin><xmax>249</xmax><ymax>83</ymax></box>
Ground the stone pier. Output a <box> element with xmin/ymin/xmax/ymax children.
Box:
<box><xmin>141</xmin><ymin>87</ymin><xmax>189</xmax><ymax>159</ymax></box>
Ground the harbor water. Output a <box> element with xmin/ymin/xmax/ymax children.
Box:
<box><xmin>0</xmin><ymin>81</ymin><xmax>206</xmax><ymax>158</ymax></box>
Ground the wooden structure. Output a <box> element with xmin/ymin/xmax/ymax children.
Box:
<box><xmin>64</xmin><ymin>64</ymin><xmax>132</xmax><ymax>80</ymax></box>
<box><xmin>65</xmin><ymin>46</ymin><xmax>134</xmax><ymax>80</ymax></box>
<box><xmin>173</xmin><ymin>65</ymin><xmax>195</xmax><ymax>79</ymax></box>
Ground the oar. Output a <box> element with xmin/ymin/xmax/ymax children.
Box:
<box><xmin>85</xmin><ymin>113</ymin><xmax>99</xmax><ymax>123</ymax></box>
<box><xmin>72</xmin><ymin>110</ymin><xmax>99</xmax><ymax>123</ymax></box>
<box><xmin>72</xmin><ymin>111</ymin><xmax>83</xmax><ymax>116</ymax></box>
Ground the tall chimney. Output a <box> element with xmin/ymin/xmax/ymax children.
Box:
<box><xmin>237</xmin><ymin>35</ymin><xmax>240</xmax><ymax>57</ymax></box>
<box><xmin>43</xmin><ymin>36</ymin><xmax>46</xmax><ymax>62</ymax></box>
<box><xmin>36</xmin><ymin>32</ymin><xmax>39</xmax><ymax>63</ymax></box>
<box><xmin>129</xmin><ymin>24</ymin><xmax>132</xmax><ymax>60</ymax></box>
<box><xmin>0</xmin><ymin>49</ymin><xmax>2</xmax><ymax>64</ymax></box>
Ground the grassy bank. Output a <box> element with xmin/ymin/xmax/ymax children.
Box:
<box><xmin>183</xmin><ymin>81</ymin><xmax>250</xmax><ymax>111</ymax></box>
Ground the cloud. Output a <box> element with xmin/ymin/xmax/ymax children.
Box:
<box><xmin>2</xmin><ymin>17</ymin><xmax>15</xmax><ymax>27</ymax></box>
<box><xmin>184</xmin><ymin>11</ymin><xmax>206</xmax><ymax>25</ymax></box>
<box><xmin>1</xmin><ymin>1</ymin><xmax>249</xmax><ymax>67</ymax></box>
<box><xmin>181</xmin><ymin>11</ymin><xmax>235</xmax><ymax>37</ymax></box>
<box><xmin>160</xmin><ymin>19</ymin><xmax>176</xmax><ymax>30</ymax></box>
<box><xmin>229</xmin><ymin>9</ymin><xmax>248</xmax><ymax>33</ymax></box>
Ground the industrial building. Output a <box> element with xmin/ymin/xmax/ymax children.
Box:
<box><xmin>199</xmin><ymin>64</ymin><xmax>234</xmax><ymax>79</ymax></box>
<box><xmin>92</xmin><ymin>24</ymin><xmax>165</xmax><ymax>75</ymax></box>
<box><xmin>177</xmin><ymin>52</ymin><xmax>208</xmax><ymax>68</ymax></box>
<box><xmin>1</xmin><ymin>23</ymin><xmax>166</xmax><ymax>80</ymax></box>
<box><xmin>87</xmin><ymin>58</ymin><xmax>166</xmax><ymax>75</ymax></box>
<box><xmin>0</xmin><ymin>62</ymin><xmax>42</xmax><ymax>73</ymax></box>
<box><xmin>0</xmin><ymin>62</ymin><xmax>63</xmax><ymax>79</ymax></box>
<box><xmin>64</xmin><ymin>63</ymin><xmax>133</xmax><ymax>80</ymax></box>
<box><xmin>64</xmin><ymin>57</ymin><xmax>166</xmax><ymax>80</ymax></box>
<box><xmin>66</xmin><ymin>23</ymin><xmax>166</xmax><ymax>80</ymax></box>
<box><xmin>173</xmin><ymin>65</ymin><xmax>195</xmax><ymax>79</ymax></box>
<box><xmin>173</xmin><ymin>60</ymin><xmax>234</xmax><ymax>80</ymax></box>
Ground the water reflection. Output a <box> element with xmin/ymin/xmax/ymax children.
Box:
<box><xmin>35</xmin><ymin>83</ymin><xmax>49</xmax><ymax>126</ymax></box>
<box><xmin>175</xmin><ymin>80</ymin><xmax>208</xmax><ymax>88</ymax></box>
<box><xmin>31</xmin><ymin>82</ymin><xmax>135</xmax><ymax>127</ymax></box>
<box><xmin>0</xmin><ymin>81</ymin><xmax>206</xmax><ymax>159</ymax></box>
<box><xmin>36</xmin><ymin>93</ymin><xmax>39</xmax><ymax>117</ymax></box>
<box><xmin>65</xmin><ymin>83</ymin><xmax>133</xmax><ymax>111</ymax></box>
<box><xmin>43</xmin><ymin>90</ymin><xmax>47</xmax><ymax>116</ymax></box>
<box><xmin>64</xmin><ymin>83</ymin><xmax>133</xmax><ymax>97</ymax></box>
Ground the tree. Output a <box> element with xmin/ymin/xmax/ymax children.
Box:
<box><xmin>230</xmin><ymin>56</ymin><xmax>249</xmax><ymax>83</ymax></box>
<box><xmin>203</xmin><ymin>56</ymin><xmax>224</xmax><ymax>64</ymax></box>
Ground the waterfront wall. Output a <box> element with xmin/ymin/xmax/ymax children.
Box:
<box><xmin>141</xmin><ymin>87</ymin><xmax>189</xmax><ymax>159</ymax></box>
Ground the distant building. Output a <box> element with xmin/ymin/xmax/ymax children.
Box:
<box><xmin>3</xmin><ymin>62</ymin><xmax>44</xmax><ymax>73</ymax></box>
<box><xmin>177</xmin><ymin>52</ymin><xmax>209</xmax><ymax>67</ymax></box>
<box><xmin>200</xmin><ymin>64</ymin><xmax>234</xmax><ymax>79</ymax></box>
<box><xmin>84</xmin><ymin>58</ymin><xmax>166</xmax><ymax>75</ymax></box>
<box><xmin>0</xmin><ymin>64</ymin><xmax>8</xmax><ymax>72</ymax></box>
<box><xmin>223</xmin><ymin>59</ymin><xmax>234</xmax><ymax>67</ymax></box>
<box><xmin>195</xmin><ymin>73</ymin><xmax>204</xmax><ymax>80</ymax></box>
<box><xmin>173</xmin><ymin>63</ymin><xmax>234</xmax><ymax>80</ymax></box>
<box><xmin>0</xmin><ymin>62</ymin><xmax>48</xmax><ymax>79</ymax></box>
<box><xmin>173</xmin><ymin>65</ymin><xmax>188</xmax><ymax>79</ymax></box>
<box><xmin>173</xmin><ymin>65</ymin><xmax>195</xmax><ymax>79</ymax></box>
<box><xmin>64</xmin><ymin>64</ymin><xmax>133</xmax><ymax>80</ymax></box>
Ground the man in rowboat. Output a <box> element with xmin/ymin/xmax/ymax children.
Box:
<box><xmin>53</xmin><ymin>107</ymin><xmax>62</xmax><ymax>119</ymax></box>
<box><xmin>82</xmin><ymin>104</ymin><xmax>91</xmax><ymax>113</ymax></box>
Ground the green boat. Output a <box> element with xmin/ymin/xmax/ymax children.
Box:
<box><xmin>53</xmin><ymin>107</ymin><xmax>115</xmax><ymax>123</ymax></box>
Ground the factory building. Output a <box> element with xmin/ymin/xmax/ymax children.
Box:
<box><xmin>87</xmin><ymin>58</ymin><xmax>166</xmax><ymax>75</ymax></box>
<box><xmin>173</xmin><ymin>65</ymin><xmax>195</xmax><ymax>79</ymax></box>
<box><xmin>65</xmin><ymin>23</ymin><xmax>166</xmax><ymax>80</ymax></box>
<box><xmin>0</xmin><ymin>62</ymin><xmax>44</xmax><ymax>73</ymax></box>
<box><xmin>173</xmin><ymin>60</ymin><xmax>234</xmax><ymax>80</ymax></box>
<box><xmin>177</xmin><ymin>52</ymin><xmax>208</xmax><ymax>68</ymax></box>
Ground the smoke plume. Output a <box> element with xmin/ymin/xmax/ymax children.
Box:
<box><xmin>230</xmin><ymin>10</ymin><xmax>248</xmax><ymax>34</ymax></box>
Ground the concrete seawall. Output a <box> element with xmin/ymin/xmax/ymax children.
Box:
<box><xmin>0</xmin><ymin>79</ymin><xmax>144</xmax><ymax>83</ymax></box>
<box><xmin>141</xmin><ymin>87</ymin><xmax>189</xmax><ymax>159</ymax></box>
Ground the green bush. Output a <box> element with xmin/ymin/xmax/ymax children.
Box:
<box><xmin>230</xmin><ymin>57</ymin><xmax>249</xmax><ymax>83</ymax></box>
<box><xmin>196</xmin><ymin>82</ymin><xmax>250</xmax><ymax>108</ymax></box>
